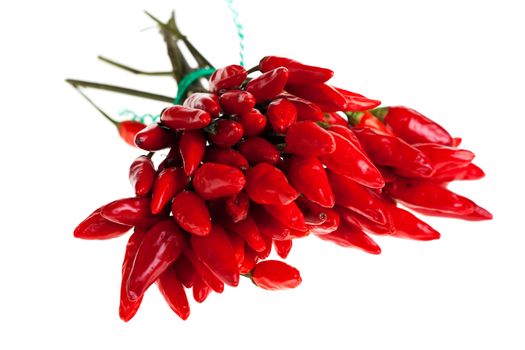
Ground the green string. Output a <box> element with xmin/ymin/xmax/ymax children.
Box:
<box><xmin>225</xmin><ymin>0</ymin><xmax>245</xmax><ymax>67</ymax></box>
<box><xmin>173</xmin><ymin>67</ymin><xmax>216</xmax><ymax>104</ymax></box>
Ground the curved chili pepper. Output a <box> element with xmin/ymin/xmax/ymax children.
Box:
<box><xmin>221</xmin><ymin>213</ymin><xmax>266</xmax><ymax>253</ymax></box>
<box><xmin>250</xmin><ymin>260</ymin><xmax>302</xmax><ymax>291</ymax></box>
<box><xmin>157</xmin><ymin>263</ymin><xmax>190</xmax><ymax>320</ymax></box>
<box><xmin>430</xmin><ymin>163</ymin><xmax>485</xmax><ymax>182</ymax></box>
<box><xmin>175</xmin><ymin>254</ymin><xmax>196</xmax><ymax>288</ymax></box>
<box><xmin>183</xmin><ymin>92</ymin><xmax>221</xmax><ymax>118</ymax></box>
<box><xmin>280</xmin><ymin>93</ymin><xmax>325</xmax><ymax>122</ymax></box>
<box><xmin>161</xmin><ymin>105</ymin><xmax>211</xmax><ymax>131</ymax></box>
<box><xmin>151</xmin><ymin>167</ymin><xmax>189</xmax><ymax>214</ymax></box>
<box><xmin>263</xmin><ymin>201</ymin><xmax>307</xmax><ymax>232</ymax></box>
<box><xmin>386</xmin><ymin>204</ymin><xmax>440</xmax><ymax>240</ymax></box>
<box><xmin>183</xmin><ymin>246</ymin><xmax>224</xmax><ymax>293</ymax></box>
<box><xmin>246</xmin><ymin>163</ymin><xmax>299</xmax><ymax>205</ymax></box>
<box><xmin>266</xmin><ymin>97</ymin><xmax>297</xmax><ymax>133</ymax></box>
<box><xmin>326</xmin><ymin>124</ymin><xmax>364</xmax><ymax>152</ymax></box>
<box><xmin>252</xmin><ymin>205</ymin><xmax>291</xmax><ymax>240</ymax></box>
<box><xmin>238</xmin><ymin>137</ymin><xmax>281</xmax><ymax>165</ymax></box>
<box><xmin>273</xmin><ymin>239</ymin><xmax>293</xmax><ymax>259</ymax></box>
<box><xmin>413</xmin><ymin>143</ymin><xmax>475</xmax><ymax>173</ymax></box>
<box><xmin>287</xmin><ymin>156</ymin><xmax>334</xmax><ymax>208</ymax></box>
<box><xmin>134</xmin><ymin>122</ymin><xmax>177</xmax><ymax>151</ymax></box>
<box><xmin>171</xmin><ymin>190</ymin><xmax>211</xmax><ymax>236</ymax></box>
<box><xmin>414</xmin><ymin>205</ymin><xmax>493</xmax><ymax>221</ymax></box>
<box><xmin>315</xmin><ymin>221</ymin><xmax>381</xmax><ymax>254</ymax></box>
<box><xmin>129</xmin><ymin>155</ymin><xmax>156</xmax><ymax>196</ymax></box>
<box><xmin>179</xmin><ymin>130</ymin><xmax>206</xmax><ymax>176</ymax></box>
<box><xmin>126</xmin><ymin>219</ymin><xmax>185</xmax><ymax>301</ymax></box>
<box><xmin>219</xmin><ymin>90</ymin><xmax>256</xmax><ymax>114</ymax></box>
<box><xmin>284</xmin><ymin>121</ymin><xmax>336</xmax><ymax>156</ymax></box>
<box><xmin>334</xmin><ymin>87</ymin><xmax>381</xmax><ymax>111</ymax></box>
<box><xmin>204</xmin><ymin>147</ymin><xmax>249</xmax><ymax>170</ymax></box>
<box><xmin>207</xmin><ymin>119</ymin><xmax>244</xmax><ymax>148</ymax></box>
<box><xmin>74</xmin><ymin>206</ymin><xmax>131</xmax><ymax>240</ymax></box>
<box><xmin>236</xmin><ymin>109</ymin><xmax>267</xmax><ymax>136</ymax></box>
<box><xmin>192</xmin><ymin>275</ymin><xmax>212</xmax><ymax>303</ymax></box>
<box><xmin>336</xmin><ymin>205</ymin><xmax>395</xmax><ymax>235</ymax></box>
<box><xmin>118</xmin><ymin>120</ymin><xmax>146</xmax><ymax>147</ymax></box>
<box><xmin>225</xmin><ymin>191</ymin><xmax>250</xmax><ymax>223</ymax></box>
<box><xmin>209</xmin><ymin>64</ymin><xmax>247</xmax><ymax>93</ymax></box>
<box><xmin>239</xmin><ymin>245</ymin><xmax>259</xmax><ymax>274</ymax></box>
<box><xmin>192</xmin><ymin>162</ymin><xmax>246</xmax><ymax>200</ymax></box>
<box><xmin>191</xmin><ymin>224</ymin><xmax>240</xmax><ymax>287</ymax></box>
<box><xmin>259</xmin><ymin>56</ymin><xmax>334</xmax><ymax>84</ymax></box>
<box><xmin>100</xmin><ymin>197</ymin><xmax>162</xmax><ymax>228</ymax></box>
<box><xmin>285</xmin><ymin>83</ymin><xmax>347</xmax><ymax>112</ymax></box>
<box><xmin>246</xmin><ymin>67</ymin><xmax>289</xmax><ymax>103</ymax></box>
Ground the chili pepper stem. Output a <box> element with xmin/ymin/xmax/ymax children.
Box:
<box><xmin>69</xmin><ymin>85</ymin><xmax>118</xmax><ymax>126</ymax></box>
<box><xmin>246</xmin><ymin>65</ymin><xmax>259</xmax><ymax>74</ymax></box>
<box><xmin>98</xmin><ymin>56</ymin><xmax>173</xmax><ymax>76</ymax></box>
<box><xmin>369</xmin><ymin>107</ymin><xmax>388</xmax><ymax>122</ymax></box>
<box><xmin>345</xmin><ymin>111</ymin><xmax>364</xmax><ymax>126</ymax></box>
<box><xmin>240</xmin><ymin>272</ymin><xmax>253</xmax><ymax>278</ymax></box>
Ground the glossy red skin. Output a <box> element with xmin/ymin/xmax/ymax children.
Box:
<box><xmin>134</xmin><ymin>123</ymin><xmax>177</xmax><ymax>151</ymax></box>
<box><xmin>334</xmin><ymin>87</ymin><xmax>381</xmax><ymax>112</ymax></box>
<box><xmin>327</xmin><ymin>125</ymin><xmax>364</xmax><ymax>152</ymax></box>
<box><xmin>255</xmin><ymin>234</ymin><xmax>274</xmax><ymax>259</ymax></box>
<box><xmin>175</xmin><ymin>254</ymin><xmax>196</xmax><ymax>288</ymax></box>
<box><xmin>100</xmin><ymin>197</ymin><xmax>162</xmax><ymax>228</ymax></box>
<box><xmin>157</xmin><ymin>264</ymin><xmax>190</xmax><ymax>320</ymax></box>
<box><xmin>221</xmin><ymin>213</ymin><xmax>266</xmax><ymax>253</ymax></box>
<box><xmin>160</xmin><ymin>105</ymin><xmax>211</xmax><ymax>131</ymax></box>
<box><xmin>191</xmin><ymin>224</ymin><xmax>240</xmax><ymax>287</ymax></box>
<box><xmin>413</xmin><ymin>143</ymin><xmax>475</xmax><ymax>173</ymax></box>
<box><xmin>225</xmin><ymin>191</ymin><xmax>250</xmax><ymax>223</ymax></box>
<box><xmin>126</xmin><ymin>219</ymin><xmax>185</xmax><ymax>301</ymax></box>
<box><xmin>129</xmin><ymin>155</ymin><xmax>156</xmax><ymax>196</ymax></box>
<box><xmin>452</xmin><ymin>137</ymin><xmax>462</xmax><ymax>147</ymax></box>
<box><xmin>183</xmin><ymin>247</ymin><xmax>224</xmax><ymax>293</ymax></box>
<box><xmin>208</xmin><ymin>119</ymin><xmax>244</xmax><ymax>148</ymax></box>
<box><xmin>251</xmin><ymin>206</ymin><xmax>291</xmax><ymax>240</ymax></box>
<box><xmin>192</xmin><ymin>275</ymin><xmax>212</xmax><ymax>303</ymax></box>
<box><xmin>337</xmin><ymin>205</ymin><xmax>395</xmax><ymax>235</ymax></box>
<box><xmin>74</xmin><ymin>207</ymin><xmax>131</xmax><ymax>240</ymax></box>
<box><xmin>183</xmin><ymin>92</ymin><xmax>221</xmax><ymax>118</ymax></box>
<box><xmin>118</xmin><ymin>121</ymin><xmax>146</xmax><ymax>147</ymax></box>
<box><xmin>119</xmin><ymin>228</ymin><xmax>147</xmax><ymax>322</ymax></box>
<box><xmin>355</xmin><ymin>111</ymin><xmax>394</xmax><ymax>134</ymax></box>
<box><xmin>316</xmin><ymin>221</ymin><xmax>381</xmax><ymax>255</ymax></box>
<box><xmin>287</xmin><ymin>156</ymin><xmax>334</xmax><ymax>208</ymax></box>
<box><xmin>353</xmin><ymin>127</ymin><xmax>434</xmax><ymax>177</ymax></box>
<box><xmin>412</xmin><ymin>205</ymin><xmax>492</xmax><ymax>221</ymax></box>
<box><xmin>209</xmin><ymin>64</ymin><xmax>247</xmax><ymax>93</ymax></box>
<box><xmin>219</xmin><ymin>90</ymin><xmax>256</xmax><ymax>114</ymax></box>
<box><xmin>171</xmin><ymin>190</ymin><xmax>211</xmax><ymax>236</ymax></box>
<box><xmin>158</xmin><ymin>144</ymin><xmax>183</xmax><ymax>172</ymax></box>
<box><xmin>285</xmin><ymin>83</ymin><xmax>347</xmax><ymax>112</ymax></box>
<box><xmin>263</xmin><ymin>201</ymin><xmax>307</xmax><ymax>232</ymax></box>
<box><xmin>251</xmin><ymin>260</ymin><xmax>302</xmax><ymax>291</ymax></box>
<box><xmin>237</xmin><ymin>109</ymin><xmax>267</xmax><ymax>136</ymax></box>
<box><xmin>430</xmin><ymin>163</ymin><xmax>485</xmax><ymax>182</ymax></box>
<box><xmin>279</xmin><ymin>93</ymin><xmax>325</xmax><ymax>122</ymax></box>
<box><xmin>204</xmin><ymin>147</ymin><xmax>249</xmax><ymax>170</ymax></box>
<box><xmin>239</xmin><ymin>245</ymin><xmax>259</xmax><ymax>274</ymax></box>
<box><xmin>260</xmin><ymin>56</ymin><xmax>334</xmax><ymax>84</ymax></box>
<box><xmin>324</xmin><ymin>112</ymin><xmax>348</xmax><ymax>126</ymax></box>
<box><xmin>151</xmin><ymin>167</ymin><xmax>189</xmax><ymax>214</ymax></box>
<box><xmin>386</xmin><ymin>205</ymin><xmax>441</xmax><ymax>240</ymax></box>
<box><xmin>192</xmin><ymin>162</ymin><xmax>246</xmax><ymax>200</ymax></box>
<box><xmin>384</xmin><ymin>106</ymin><xmax>453</xmax><ymax>146</ymax></box>
<box><xmin>179</xmin><ymin>130</ymin><xmax>206</xmax><ymax>176</ymax></box>
<box><xmin>319</xmin><ymin>131</ymin><xmax>385</xmax><ymax>189</ymax></box>
<box><xmin>297</xmin><ymin>198</ymin><xmax>340</xmax><ymax>235</ymax></box>
<box><xmin>307</xmin><ymin>208</ymin><xmax>340</xmax><ymax>235</ymax></box>
<box><xmin>246</xmin><ymin>67</ymin><xmax>289</xmax><ymax>103</ymax></box>
<box><xmin>228</xmin><ymin>233</ymin><xmax>245</xmax><ymax>266</ymax></box>
<box><xmin>246</xmin><ymin>163</ymin><xmax>299</xmax><ymax>205</ymax></box>
<box><xmin>328</xmin><ymin>171</ymin><xmax>392</xmax><ymax>225</ymax></box>
<box><xmin>273</xmin><ymin>239</ymin><xmax>292</xmax><ymax>259</ymax></box>
<box><xmin>238</xmin><ymin>137</ymin><xmax>281</xmax><ymax>165</ymax></box>
<box><xmin>284</xmin><ymin>121</ymin><xmax>336</xmax><ymax>156</ymax></box>
<box><xmin>267</xmin><ymin>98</ymin><xmax>297</xmax><ymax>133</ymax></box>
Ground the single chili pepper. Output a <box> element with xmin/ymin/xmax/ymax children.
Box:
<box><xmin>319</xmin><ymin>131</ymin><xmax>385</xmax><ymax>189</ymax></box>
<box><xmin>219</xmin><ymin>90</ymin><xmax>256</xmax><ymax>114</ymax></box>
<box><xmin>183</xmin><ymin>92</ymin><xmax>221</xmax><ymax>118</ymax></box>
<box><xmin>126</xmin><ymin>219</ymin><xmax>185</xmax><ymax>301</ymax></box>
<box><xmin>209</xmin><ymin>64</ymin><xmax>247</xmax><ymax>93</ymax></box>
<box><xmin>246</xmin><ymin>163</ymin><xmax>299</xmax><ymax>205</ymax></box>
<box><xmin>263</xmin><ymin>201</ymin><xmax>307</xmax><ymax>232</ymax></box>
<box><xmin>273</xmin><ymin>239</ymin><xmax>292</xmax><ymax>259</ymax></box>
<box><xmin>129</xmin><ymin>155</ymin><xmax>156</xmax><ymax>196</ymax></box>
<box><xmin>236</xmin><ymin>109</ymin><xmax>267</xmax><ymax>137</ymax></box>
<box><xmin>386</xmin><ymin>204</ymin><xmax>440</xmax><ymax>240</ymax></box>
<box><xmin>192</xmin><ymin>162</ymin><xmax>246</xmax><ymax>200</ymax></box>
<box><xmin>134</xmin><ymin>122</ymin><xmax>177</xmax><ymax>151</ymax></box>
<box><xmin>334</xmin><ymin>87</ymin><xmax>381</xmax><ymax>111</ymax></box>
<box><xmin>372</xmin><ymin>106</ymin><xmax>454</xmax><ymax>146</ymax></box>
<box><xmin>183</xmin><ymin>246</ymin><xmax>224</xmax><ymax>293</ymax></box>
<box><xmin>430</xmin><ymin>163</ymin><xmax>485</xmax><ymax>182</ymax></box>
<box><xmin>119</xmin><ymin>227</ymin><xmax>147</xmax><ymax>322</ymax></box>
<box><xmin>179</xmin><ymin>130</ymin><xmax>206</xmax><ymax>176</ymax></box>
<box><xmin>150</xmin><ymin>167</ymin><xmax>189</xmax><ymax>214</ymax></box>
<box><xmin>207</xmin><ymin>119</ymin><xmax>244</xmax><ymax>148</ymax></box>
<box><xmin>191</xmin><ymin>224</ymin><xmax>240</xmax><ymax>287</ymax></box>
<box><xmin>251</xmin><ymin>205</ymin><xmax>291</xmax><ymax>240</ymax></box>
<box><xmin>279</xmin><ymin>93</ymin><xmax>325</xmax><ymax>122</ymax></box>
<box><xmin>413</xmin><ymin>143</ymin><xmax>475</xmax><ymax>173</ymax></box>
<box><xmin>224</xmin><ymin>191</ymin><xmax>250</xmax><ymax>223</ymax></box>
<box><xmin>204</xmin><ymin>147</ymin><xmax>249</xmax><ymax>170</ymax></box>
<box><xmin>298</xmin><ymin>198</ymin><xmax>340</xmax><ymax>235</ymax></box>
<box><xmin>161</xmin><ymin>105</ymin><xmax>212</xmax><ymax>131</ymax></box>
<box><xmin>175</xmin><ymin>254</ymin><xmax>196</xmax><ymax>289</ymax></box>
<box><xmin>74</xmin><ymin>206</ymin><xmax>131</xmax><ymax>240</ymax></box>
<box><xmin>284</xmin><ymin>121</ymin><xmax>336</xmax><ymax>156</ymax></box>
<box><xmin>158</xmin><ymin>144</ymin><xmax>183</xmax><ymax>172</ymax></box>
<box><xmin>157</xmin><ymin>263</ymin><xmax>190</xmax><ymax>320</ymax></box>
<box><xmin>315</xmin><ymin>221</ymin><xmax>381</xmax><ymax>254</ymax></box>
<box><xmin>266</xmin><ymin>98</ymin><xmax>297</xmax><ymax>133</ymax></box>
<box><xmin>353</xmin><ymin>127</ymin><xmax>434</xmax><ymax>177</ymax></box>
<box><xmin>285</xmin><ymin>83</ymin><xmax>347</xmax><ymax>112</ymax></box>
<box><xmin>221</xmin><ymin>213</ymin><xmax>266</xmax><ymax>253</ymax></box>
<box><xmin>328</xmin><ymin>171</ymin><xmax>392</xmax><ymax>225</ymax></box>
<box><xmin>249</xmin><ymin>260</ymin><xmax>302</xmax><ymax>291</ymax></box>
<box><xmin>238</xmin><ymin>137</ymin><xmax>281</xmax><ymax>165</ymax></box>
<box><xmin>414</xmin><ymin>204</ymin><xmax>493</xmax><ymax>221</ymax></box>
<box><xmin>336</xmin><ymin>205</ymin><xmax>395</xmax><ymax>235</ymax></box>
<box><xmin>347</xmin><ymin>111</ymin><xmax>393</xmax><ymax>134</ymax></box>
<box><xmin>100</xmin><ymin>197</ymin><xmax>162</xmax><ymax>227</ymax></box>
<box><xmin>259</xmin><ymin>56</ymin><xmax>334</xmax><ymax>84</ymax></box>
<box><xmin>324</xmin><ymin>112</ymin><xmax>348</xmax><ymax>126</ymax></box>
<box><xmin>327</xmin><ymin>124</ymin><xmax>364</xmax><ymax>152</ymax></box>
<box><xmin>239</xmin><ymin>245</ymin><xmax>259</xmax><ymax>274</ymax></box>
<box><xmin>171</xmin><ymin>190</ymin><xmax>211</xmax><ymax>236</ymax></box>
<box><xmin>287</xmin><ymin>156</ymin><xmax>334</xmax><ymax>208</ymax></box>
<box><xmin>246</xmin><ymin>67</ymin><xmax>289</xmax><ymax>103</ymax></box>
<box><xmin>192</xmin><ymin>275</ymin><xmax>212</xmax><ymax>303</ymax></box>
<box><xmin>118</xmin><ymin>120</ymin><xmax>146</xmax><ymax>147</ymax></box>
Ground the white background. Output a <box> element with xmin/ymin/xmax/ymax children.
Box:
<box><xmin>1</xmin><ymin>0</ymin><xmax>524</xmax><ymax>349</ymax></box>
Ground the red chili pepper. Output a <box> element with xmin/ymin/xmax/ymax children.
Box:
<box><xmin>266</xmin><ymin>97</ymin><xmax>297</xmax><ymax>133</ymax></box>
<box><xmin>118</xmin><ymin>120</ymin><xmax>146</xmax><ymax>147</ymax></box>
<box><xmin>273</xmin><ymin>239</ymin><xmax>293</xmax><ymax>259</ymax></box>
<box><xmin>386</xmin><ymin>204</ymin><xmax>441</xmax><ymax>240</ymax></box>
<box><xmin>327</xmin><ymin>124</ymin><xmax>363</xmax><ymax>150</ymax></box>
<box><xmin>298</xmin><ymin>198</ymin><xmax>340</xmax><ymax>235</ymax></box>
<box><xmin>192</xmin><ymin>275</ymin><xmax>212</xmax><ymax>303</ymax></box>
<box><xmin>207</xmin><ymin>119</ymin><xmax>244</xmax><ymax>148</ymax></box>
<box><xmin>209</xmin><ymin>64</ymin><xmax>247</xmax><ymax>93</ymax></box>
<box><xmin>319</xmin><ymin>131</ymin><xmax>385</xmax><ymax>189</ymax></box>
<box><xmin>259</xmin><ymin>56</ymin><xmax>334</xmax><ymax>84</ymax></box>
<box><xmin>315</xmin><ymin>221</ymin><xmax>381</xmax><ymax>255</ymax></box>
<box><xmin>287</xmin><ymin>156</ymin><xmax>334</xmax><ymax>208</ymax></box>
<box><xmin>347</xmin><ymin>111</ymin><xmax>393</xmax><ymax>134</ymax></box>
<box><xmin>100</xmin><ymin>197</ymin><xmax>162</xmax><ymax>227</ymax></box>
<box><xmin>263</xmin><ymin>201</ymin><xmax>307</xmax><ymax>232</ymax></box>
<box><xmin>171</xmin><ymin>190</ymin><xmax>211</xmax><ymax>236</ymax></box>
<box><xmin>183</xmin><ymin>246</ymin><xmax>224</xmax><ymax>293</ymax></box>
<box><xmin>192</xmin><ymin>162</ymin><xmax>246</xmax><ymax>200</ymax></box>
<box><xmin>337</xmin><ymin>205</ymin><xmax>395</xmax><ymax>235</ymax></box>
<box><xmin>175</xmin><ymin>254</ymin><xmax>196</xmax><ymax>288</ymax></box>
<box><xmin>74</xmin><ymin>206</ymin><xmax>131</xmax><ymax>240</ymax></box>
<box><xmin>191</xmin><ymin>224</ymin><xmax>240</xmax><ymax>286</ymax></box>
<box><xmin>204</xmin><ymin>147</ymin><xmax>249</xmax><ymax>170</ymax></box>
<box><xmin>250</xmin><ymin>260</ymin><xmax>302</xmax><ymax>291</ymax></box>
<box><xmin>285</xmin><ymin>83</ymin><xmax>347</xmax><ymax>112</ymax></box>
<box><xmin>157</xmin><ymin>263</ymin><xmax>190</xmax><ymax>320</ymax></box>
<box><xmin>430</xmin><ymin>162</ymin><xmax>485</xmax><ymax>182</ymax></box>
<box><xmin>129</xmin><ymin>155</ymin><xmax>156</xmax><ymax>196</ymax></box>
<box><xmin>251</xmin><ymin>205</ymin><xmax>291</xmax><ymax>240</ymax></box>
<box><xmin>179</xmin><ymin>130</ymin><xmax>206</xmax><ymax>176</ymax></box>
<box><xmin>219</xmin><ymin>90</ymin><xmax>256</xmax><ymax>114</ymax></box>
<box><xmin>452</xmin><ymin>137</ymin><xmax>462</xmax><ymax>147</ymax></box>
<box><xmin>228</xmin><ymin>233</ymin><xmax>245</xmax><ymax>266</ymax></box>
<box><xmin>224</xmin><ymin>191</ymin><xmax>250</xmax><ymax>223</ymax></box>
<box><xmin>246</xmin><ymin>163</ymin><xmax>299</xmax><ymax>205</ymax></box>
<box><xmin>284</xmin><ymin>121</ymin><xmax>336</xmax><ymax>156</ymax></box>
<box><xmin>295</xmin><ymin>197</ymin><xmax>327</xmax><ymax>225</ymax></box>
<box><xmin>126</xmin><ymin>219</ymin><xmax>185</xmax><ymax>301</ymax></box>
<box><xmin>221</xmin><ymin>213</ymin><xmax>266</xmax><ymax>253</ymax></box>
<box><xmin>413</xmin><ymin>143</ymin><xmax>475</xmax><ymax>173</ymax></box>
<box><xmin>246</xmin><ymin>67</ymin><xmax>289</xmax><ymax>103</ymax></box>
<box><xmin>324</xmin><ymin>112</ymin><xmax>348</xmax><ymax>126</ymax></box>
<box><xmin>334</xmin><ymin>87</ymin><xmax>381</xmax><ymax>111</ymax></box>
<box><xmin>280</xmin><ymin>93</ymin><xmax>325</xmax><ymax>122</ymax></box>
<box><xmin>183</xmin><ymin>92</ymin><xmax>221</xmax><ymax>118</ymax></box>
<box><xmin>158</xmin><ymin>144</ymin><xmax>183</xmax><ymax>172</ymax></box>
<box><xmin>151</xmin><ymin>167</ymin><xmax>189</xmax><ymax>214</ymax></box>
<box><xmin>161</xmin><ymin>105</ymin><xmax>211</xmax><ymax>131</ymax></box>
<box><xmin>134</xmin><ymin>123</ymin><xmax>177</xmax><ymax>151</ymax></box>
<box><xmin>236</xmin><ymin>109</ymin><xmax>267</xmax><ymax>137</ymax></box>
<box><xmin>239</xmin><ymin>245</ymin><xmax>259</xmax><ymax>274</ymax></box>
<box><xmin>238</xmin><ymin>137</ymin><xmax>281</xmax><ymax>165</ymax></box>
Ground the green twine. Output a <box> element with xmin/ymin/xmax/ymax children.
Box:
<box><xmin>225</xmin><ymin>0</ymin><xmax>245</xmax><ymax>67</ymax></box>
<box><xmin>173</xmin><ymin>67</ymin><xmax>216</xmax><ymax>104</ymax></box>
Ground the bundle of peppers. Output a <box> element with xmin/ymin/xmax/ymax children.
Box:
<box><xmin>70</xmin><ymin>12</ymin><xmax>491</xmax><ymax>322</ymax></box>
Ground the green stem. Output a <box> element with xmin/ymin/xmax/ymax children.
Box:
<box><xmin>69</xmin><ymin>85</ymin><xmax>118</xmax><ymax>126</ymax></box>
<box><xmin>246</xmin><ymin>65</ymin><xmax>259</xmax><ymax>74</ymax></box>
<box><xmin>345</xmin><ymin>111</ymin><xmax>364</xmax><ymax>126</ymax></box>
<box><xmin>98</xmin><ymin>56</ymin><xmax>173</xmax><ymax>76</ymax></box>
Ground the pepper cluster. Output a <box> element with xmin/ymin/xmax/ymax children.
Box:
<box><xmin>74</xmin><ymin>56</ymin><xmax>490</xmax><ymax>321</ymax></box>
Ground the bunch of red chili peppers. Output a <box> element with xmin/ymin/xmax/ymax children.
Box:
<box><xmin>71</xmin><ymin>13</ymin><xmax>491</xmax><ymax>322</ymax></box>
